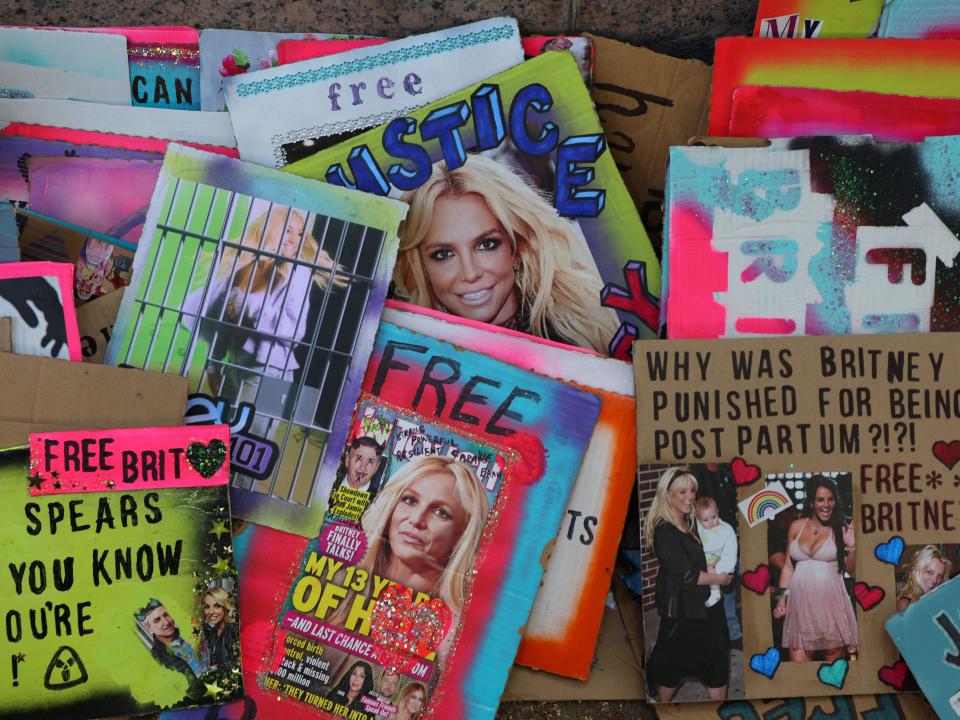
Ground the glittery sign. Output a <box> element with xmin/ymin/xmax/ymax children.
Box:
<box><xmin>29</xmin><ymin>425</ymin><xmax>231</xmax><ymax>494</ymax></box>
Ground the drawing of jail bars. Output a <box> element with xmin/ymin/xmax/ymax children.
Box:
<box><xmin>116</xmin><ymin>178</ymin><xmax>385</xmax><ymax>507</ymax></box>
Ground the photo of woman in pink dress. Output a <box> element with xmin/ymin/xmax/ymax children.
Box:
<box><xmin>773</xmin><ymin>475</ymin><xmax>858</xmax><ymax>662</ymax></box>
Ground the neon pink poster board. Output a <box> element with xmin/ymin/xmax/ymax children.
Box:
<box><xmin>728</xmin><ymin>85</ymin><xmax>960</xmax><ymax>142</ymax></box>
<box><xmin>0</xmin><ymin>261</ymin><xmax>82</xmax><ymax>361</ymax></box>
<box><xmin>29</xmin><ymin>425</ymin><xmax>230</xmax><ymax>494</ymax></box>
<box><xmin>710</xmin><ymin>38</ymin><xmax>960</xmax><ymax>136</ymax></box>
<box><xmin>0</xmin><ymin>98</ymin><xmax>237</xmax><ymax>155</ymax></box>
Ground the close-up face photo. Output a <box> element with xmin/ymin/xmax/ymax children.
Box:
<box><xmin>388</xmin><ymin>469</ymin><xmax>468</xmax><ymax>571</ymax></box>
<box><xmin>812</xmin><ymin>485</ymin><xmax>836</xmax><ymax>523</ymax></box>
<box><xmin>349</xmin><ymin>665</ymin><xmax>366</xmax><ymax>692</ymax></box>
<box><xmin>203</xmin><ymin>594</ymin><xmax>226</xmax><ymax>626</ymax></box>
<box><xmin>668</xmin><ymin>477</ymin><xmax>696</xmax><ymax>518</ymax></box>
<box><xmin>346</xmin><ymin>444</ymin><xmax>380</xmax><ymax>488</ymax></box>
<box><xmin>418</xmin><ymin>192</ymin><xmax>518</xmax><ymax>326</ymax></box>
<box><xmin>146</xmin><ymin>606</ymin><xmax>176</xmax><ymax>641</ymax></box>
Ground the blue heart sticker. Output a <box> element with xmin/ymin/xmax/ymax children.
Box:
<box><xmin>749</xmin><ymin>647</ymin><xmax>781</xmax><ymax>679</ymax></box>
<box><xmin>818</xmin><ymin>658</ymin><xmax>849</xmax><ymax>689</ymax></box>
<box><xmin>874</xmin><ymin>536</ymin><xmax>905</xmax><ymax>566</ymax></box>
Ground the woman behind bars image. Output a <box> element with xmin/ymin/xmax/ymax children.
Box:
<box><xmin>182</xmin><ymin>206</ymin><xmax>346</xmax><ymax>423</ymax></box>
<box><xmin>644</xmin><ymin>467</ymin><xmax>733</xmax><ymax>702</ymax></box>
<box><xmin>394</xmin><ymin>155</ymin><xmax>620</xmax><ymax>355</ymax></box>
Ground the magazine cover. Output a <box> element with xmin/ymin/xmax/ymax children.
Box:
<box><xmin>285</xmin><ymin>51</ymin><xmax>662</xmax><ymax>359</ymax></box>
<box><xmin>664</xmin><ymin>136</ymin><xmax>960</xmax><ymax>338</ymax></box>
<box><xmin>222</xmin><ymin>19</ymin><xmax>524</xmax><ymax>167</ymax></box>
<box><xmin>634</xmin><ymin>332</ymin><xmax>960</xmax><ymax>701</ymax></box>
<box><xmin>0</xmin><ymin>425</ymin><xmax>241</xmax><ymax>719</ymax></box>
<box><xmin>382</xmin><ymin>301</ymin><xmax>636</xmax><ymax>679</ymax></box>
<box><xmin>105</xmin><ymin>144</ymin><xmax>407</xmax><ymax>537</ymax></box>
<box><xmin>256</xmin><ymin>320</ymin><xmax>600</xmax><ymax>718</ymax></box>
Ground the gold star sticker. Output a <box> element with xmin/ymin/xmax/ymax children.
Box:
<box><xmin>204</xmin><ymin>680</ymin><xmax>224</xmax><ymax>699</ymax></box>
<box><xmin>212</xmin><ymin>556</ymin><xmax>232</xmax><ymax>574</ymax></box>
<box><xmin>209</xmin><ymin>518</ymin><xmax>231</xmax><ymax>537</ymax></box>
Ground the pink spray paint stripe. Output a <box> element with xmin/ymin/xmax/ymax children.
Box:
<box><xmin>734</xmin><ymin>317</ymin><xmax>798</xmax><ymax>334</ymax></box>
<box><xmin>729</xmin><ymin>85</ymin><xmax>960</xmax><ymax>142</ymax></box>
<box><xmin>0</xmin><ymin>261</ymin><xmax>82</xmax><ymax>361</ymax></box>
<box><xmin>0</xmin><ymin>123</ymin><xmax>238</xmax><ymax>156</ymax></box>
<box><xmin>28</xmin><ymin>425</ymin><xmax>230</xmax><ymax>494</ymax></box>
<box><xmin>277</xmin><ymin>37</ymin><xmax>388</xmax><ymax>64</ymax></box>
<box><xmin>665</xmin><ymin>203</ymin><xmax>727</xmax><ymax>338</ymax></box>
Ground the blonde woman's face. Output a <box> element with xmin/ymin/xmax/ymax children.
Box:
<box><xmin>203</xmin><ymin>594</ymin><xmax>226</xmax><ymax>626</ymax></box>
<box><xmin>418</xmin><ymin>193</ymin><xmax>518</xmax><ymax>325</ymax></box>
<box><xmin>668</xmin><ymin>479</ymin><xmax>696</xmax><ymax>519</ymax></box>
<box><xmin>920</xmin><ymin>557</ymin><xmax>946</xmax><ymax>593</ymax></box>
<box><xmin>388</xmin><ymin>470</ymin><xmax>467</xmax><ymax>573</ymax></box>
<box><xmin>260</xmin><ymin>211</ymin><xmax>305</xmax><ymax>258</ymax></box>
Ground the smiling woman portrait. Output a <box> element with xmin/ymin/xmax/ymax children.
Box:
<box><xmin>394</xmin><ymin>155</ymin><xmax>620</xmax><ymax>355</ymax></box>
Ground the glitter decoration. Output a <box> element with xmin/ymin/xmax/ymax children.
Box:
<box><xmin>370</xmin><ymin>584</ymin><xmax>452</xmax><ymax>672</ymax></box>
<box><xmin>186</xmin><ymin>439</ymin><xmax>227</xmax><ymax>478</ymax></box>
<box><xmin>127</xmin><ymin>43</ymin><xmax>200</xmax><ymax>67</ymax></box>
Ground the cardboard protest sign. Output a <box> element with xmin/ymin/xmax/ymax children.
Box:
<box><xmin>0</xmin><ymin>352</ymin><xmax>187</xmax><ymax>449</ymax></box>
<box><xmin>0</xmin><ymin>99</ymin><xmax>238</xmax><ymax>156</ymax></box>
<box><xmin>106</xmin><ymin>144</ymin><xmax>407</xmax><ymax>537</ymax></box>
<box><xmin>223</xmin><ymin>19</ymin><xmax>524</xmax><ymax>167</ymax></box>
<box><xmin>0</xmin><ymin>316</ymin><xmax>11</xmax><ymax>352</ymax></box>
<box><xmin>586</xmin><ymin>34</ymin><xmax>711</xmax><ymax>255</ymax></box>
<box><xmin>256</xmin><ymin>320</ymin><xmax>599</xmax><ymax>719</ymax></box>
<box><xmin>0</xmin><ymin>425</ymin><xmax>240</xmax><ymax>718</ymax></box>
<box><xmin>887</xmin><ymin>573</ymin><xmax>960</xmax><ymax>717</ymax></box>
<box><xmin>878</xmin><ymin>0</ymin><xmax>960</xmax><ymax>38</ymax></box>
<box><xmin>0</xmin><ymin>202</ymin><xmax>16</xmax><ymax>263</ymax></box>
<box><xmin>634</xmin><ymin>332</ymin><xmax>960</xmax><ymax>701</ymax></box>
<box><xmin>16</xmin><ymin>209</ymin><xmax>137</xmax><ymax>303</ymax></box>
<box><xmin>75</xmin><ymin>289</ymin><xmax>123</xmax><ymax>364</ymax></box>
<box><xmin>0</xmin><ymin>136</ymin><xmax>158</xmax><ymax>203</ymax></box>
<box><xmin>0</xmin><ymin>27</ymin><xmax>131</xmax><ymax>105</ymax></box>
<box><xmin>728</xmin><ymin>86</ymin><xmax>960</xmax><ymax>142</ymax></box>
<box><xmin>709</xmin><ymin>38</ymin><xmax>960</xmax><ymax>136</ymax></box>
<box><xmin>753</xmin><ymin>0</ymin><xmax>883</xmax><ymax>38</ymax></box>
<box><xmin>654</xmin><ymin>693</ymin><xmax>932</xmax><ymax>720</ymax></box>
<box><xmin>285</xmin><ymin>51</ymin><xmax>662</xmax><ymax>359</ymax></box>
<box><xmin>0</xmin><ymin>261</ymin><xmax>82</xmax><ymax>361</ymax></box>
<box><xmin>664</xmin><ymin>137</ymin><xmax>960</xmax><ymax>339</ymax></box>
<box><xmin>384</xmin><ymin>301</ymin><xmax>636</xmax><ymax>679</ymax></box>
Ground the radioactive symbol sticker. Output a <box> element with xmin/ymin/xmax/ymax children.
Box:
<box><xmin>43</xmin><ymin>646</ymin><xmax>88</xmax><ymax>690</ymax></box>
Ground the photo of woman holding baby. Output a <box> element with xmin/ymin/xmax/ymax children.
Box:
<box><xmin>643</xmin><ymin>467</ymin><xmax>734</xmax><ymax>702</ymax></box>
<box><xmin>773</xmin><ymin>475</ymin><xmax>858</xmax><ymax>662</ymax></box>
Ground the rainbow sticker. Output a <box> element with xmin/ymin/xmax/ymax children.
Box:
<box><xmin>738</xmin><ymin>481</ymin><xmax>793</xmax><ymax>527</ymax></box>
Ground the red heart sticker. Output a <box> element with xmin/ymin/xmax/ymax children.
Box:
<box><xmin>741</xmin><ymin>564</ymin><xmax>771</xmax><ymax>595</ymax></box>
<box><xmin>370</xmin><ymin>584</ymin><xmax>452</xmax><ymax>667</ymax></box>
<box><xmin>877</xmin><ymin>660</ymin><xmax>909</xmax><ymax>690</ymax></box>
<box><xmin>731</xmin><ymin>457</ymin><xmax>761</xmax><ymax>486</ymax></box>
<box><xmin>852</xmin><ymin>581</ymin><xmax>885</xmax><ymax>611</ymax></box>
<box><xmin>932</xmin><ymin>440</ymin><xmax>960</xmax><ymax>470</ymax></box>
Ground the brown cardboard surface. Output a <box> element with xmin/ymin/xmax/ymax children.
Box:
<box><xmin>634</xmin><ymin>333</ymin><xmax>960</xmax><ymax>700</ymax></box>
<box><xmin>76</xmin><ymin>288</ymin><xmax>123</xmax><ymax>364</ymax></box>
<box><xmin>503</xmin><ymin>601</ymin><xmax>644</xmax><ymax>701</ymax></box>
<box><xmin>688</xmin><ymin>135</ymin><xmax>771</xmax><ymax>147</ymax></box>
<box><xmin>587</xmin><ymin>34</ymin><xmax>712</xmax><ymax>253</ymax></box>
<box><xmin>0</xmin><ymin>352</ymin><xmax>187</xmax><ymax>448</ymax></box>
<box><xmin>0</xmin><ymin>316</ymin><xmax>10</xmax><ymax>353</ymax></box>
<box><xmin>655</xmin><ymin>693</ymin><xmax>934</xmax><ymax>720</ymax></box>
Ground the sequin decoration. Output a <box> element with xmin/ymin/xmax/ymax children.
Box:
<box><xmin>370</xmin><ymin>584</ymin><xmax>452</xmax><ymax>672</ymax></box>
<box><xmin>186</xmin><ymin>439</ymin><xmax>228</xmax><ymax>479</ymax></box>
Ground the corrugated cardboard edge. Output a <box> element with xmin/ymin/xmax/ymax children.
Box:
<box><xmin>0</xmin><ymin>316</ymin><xmax>11</xmax><ymax>353</ymax></box>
